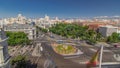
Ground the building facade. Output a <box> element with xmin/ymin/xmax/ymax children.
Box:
<box><xmin>0</xmin><ymin>28</ymin><xmax>11</xmax><ymax>68</ymax></box>
<box><xmin>99</xmin><ymin>25</ymin><xmax>118</xmax><ymax>37</ymax></box>
<box><xmin>35</xmin><ymin>15</ymin><xmax>57</xmax><ymax>29</ymax></box>
<box><xmin>4</xmin><ymin>23</ymin><xmax>36</xmax><ymax>40</ymax></box>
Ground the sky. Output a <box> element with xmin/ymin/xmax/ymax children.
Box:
<box><xmin>0</xmin><ymin>0</ymin><xmax>120</xmax><ymax>18</ymax></box>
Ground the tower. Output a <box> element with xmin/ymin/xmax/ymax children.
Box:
<box><xmin>0</xmin><ymin>28</ymin><xmax>11</xmax><ymax>68</ymax></box>
<box><xmin>45</xmin><ymin>14</ymin><xmax>50</xmax><ymax>21</ymax></box>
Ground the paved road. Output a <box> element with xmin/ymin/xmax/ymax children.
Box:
<box><xmin>41</xmin><ymin>42</ymin><xmax>86</xmax><ymax>68</ymax></box>
<box><xmin>35</xmin><ymin>31</ymin><xmax>120</xmax><ymax>68</ymax></box>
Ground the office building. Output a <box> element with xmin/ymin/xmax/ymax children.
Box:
<box><xmin>99</xmin><ymin>25</ymin><xmax>118</xmax><ymax>37</ymax></box>
<box><xmin>4</xmin><ymin>23</ymin><xmax>36</xmax><ymax>40</ymax></box>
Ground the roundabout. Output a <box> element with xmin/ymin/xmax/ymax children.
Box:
<box><xmin>52</xmin><ymin>43</ymin><xmax>83</xmax><ymax>57</ymax></box>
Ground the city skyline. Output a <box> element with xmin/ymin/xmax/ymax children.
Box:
<box><xmin>0</xmin><ymin>0</ymin><xmax>120</xmax><ymax>18</ymax></box>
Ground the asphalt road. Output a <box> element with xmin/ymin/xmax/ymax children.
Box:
<box><xmin>35</xmin><ymin>31</ymin><xmax>120</xmax><ymax>68</ymax></box>
<box><xmin>41</xmin><ymin>42</ymin><xmax>86</xmax><ymax>68</ymax></box>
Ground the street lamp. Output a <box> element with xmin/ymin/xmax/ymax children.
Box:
<box><xmin>99</xmin><ymin>45</ymin><xmax>103</xmax><ymax>68</ymax></box>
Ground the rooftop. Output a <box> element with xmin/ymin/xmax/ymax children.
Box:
<box><xmin>100</xmin><ymin>25</ymin><xmax>118</xmax><ymax>28</ymax></box>
<box><xmin>4</xmin><ymin>23</ymin><xmax>35</xmax><ymax>30</ymax></box>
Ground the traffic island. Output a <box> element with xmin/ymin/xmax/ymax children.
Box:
<box><xmin>52</xmin><ymin>43</ymin><xmax>83</xmax><ymax>57</ymax></box>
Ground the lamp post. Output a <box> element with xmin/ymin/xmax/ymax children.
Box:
<box><xmin>99</xmin><ymin>45</ymin><xmax>103</xmax><ymax>68</ymax></box>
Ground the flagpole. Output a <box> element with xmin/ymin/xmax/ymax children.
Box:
<box><xmin>99</xmin><ymin>45</ymin><xmax>103</xmax><ymax>68</ymax></box>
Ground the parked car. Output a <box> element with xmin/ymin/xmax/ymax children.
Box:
<box><xmin>113</xmin><ymin>43</ymin><xmax>120</xmax><ymax>48</ymax></box>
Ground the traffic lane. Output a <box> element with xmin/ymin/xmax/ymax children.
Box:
<box><xmin>41</xmin><ymin>42</ymin><xmax>86</xmax><ymax>68</ymax></box>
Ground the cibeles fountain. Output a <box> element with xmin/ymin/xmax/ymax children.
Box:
<box><xmin>52</xmin><ymin>42</ymin><xmax>83</xmax><ymax>58</ymax></box>
<box><xmin>0</xmin><ymin>28</ymin><xmax>11</xmax><ymax>68</ymax></box>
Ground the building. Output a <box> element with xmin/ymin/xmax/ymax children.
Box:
<box><xmin>35</xmin><ymin>15</ymin><xmax>57</xmax><ymax>29</ymax></box>
<box><xmin>4</xmin><ymin>23</ymin><xmax>36</xmax><ymax>40</ymax></box>
<box><xmin>0</xmin><ymin>14</ymin><xmax>30</xmax><ymax>25</ymax></box>
<box><xmin>37</xmin><ymin>20</ymin><xmax>56</xmax><ymax>29</ymax></box>
<box><xmin>0</xmin><ymin>28</ymin><xmax>11</xmax><ymax>68</ymax></box>
<box><xmin>99</xmin><ymin>25</ymin><xmax>118</xmax><ymax>37</ymax></box>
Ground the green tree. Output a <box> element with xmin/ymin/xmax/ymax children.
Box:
<box><xmin>6</xmin><ymin>31</ymin><xmax>30</xmax><ymax>46</ymax></box>
<box><xmin>11</xmin><ymin>55</ymin><xmax>27</xmax><ymax>68</ymax></box>
<box><xmin>49</xmin><ymin>23</ymin><xmax>102</xmax><ymax>44</ymax></box>
<box><xmin>36</xmin><ymin>26</ymin><xmax>48</xmax><ymax>33</ymax></box>
<box><xmin>107</xmin><ymin>32</ymin><xmax>120</xmax><ymax>43</ymax></box>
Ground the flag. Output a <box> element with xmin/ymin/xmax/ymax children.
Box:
<box><xmin>86</xmin><ymin>48</ymin><xmax>100</xmax><ymax>68</ymax></box>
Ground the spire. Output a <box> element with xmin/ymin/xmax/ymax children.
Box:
<box><xmin>45</xmin><ymin>14</ymin><xmax>47</xmax><ymax>17</ymax></box>
<box><xmin>18</xmin><ymin>14</ymin><xmax>22</xmax><ymax>17</ymax></box>
<box><xmin>45</xmin><ymin>14</ymin><xmax>49</xmax><ymax>21</ymax></box>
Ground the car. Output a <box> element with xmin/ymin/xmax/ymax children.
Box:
<box><xmin>50</xmin><ymin>35</ymin><xmax>54</xmax><ymax>38</ymax></box>
<box><xmin>113</xmin><ymin>44</ymin><xmax>120</xmax><ymax>48</ymax></box>
<box><xmin>57</xmin><ymin>40</ymin><xmax>64</xmax><ymax>44</ymax></box>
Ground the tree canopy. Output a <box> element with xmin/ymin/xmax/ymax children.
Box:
<box><xmin>11</xmin><ymin>55</ymin><xmax>27</xmax><ymax>68</ymax></box>
<box><xmin>6</xmin><ymin>31</ymin><xmax>30</xmax><ymax>46</ymax></box>
<box><xmin>49</xmin><ymin>23</ymin><xmax>103</xmax><ymax>44</ymax></box>
<box><xmin>107</xmin><ymin>32</ymin><xmax>120</xmax><ymax>43</ymax></box>
<box><xmin>36</xmin><ymin>26</ymin><xmax>48</xmax><ymax>33</ymax></box>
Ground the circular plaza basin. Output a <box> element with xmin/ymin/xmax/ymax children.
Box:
<box><xmin>52</xmin><ymin>43</ymin><xmax>83</xmax><ymax>56</ymax></box>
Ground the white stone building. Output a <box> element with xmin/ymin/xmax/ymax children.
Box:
<box><xmin>4</xmin><ymin>23</ymin><xmax>36</xmax><ymax>40</ymax></box>
<box><xmin>99</xmin><ymin>25</ymin><xmax>118</xmax><ymax>37</ymax></box>
<box><xmin>35</xmin><ymin>15</ymin><xmax>57</xmax><ymax>29</ymax></box>
<box><xmin>0</xmin><ymin>14</ymin><xmax>29</xmax><ymax>25</ymax></box>
<box><xmin>0</xmin><ymin>28</ymin><xmax>11</xmax><ymax>68</ymax></box>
